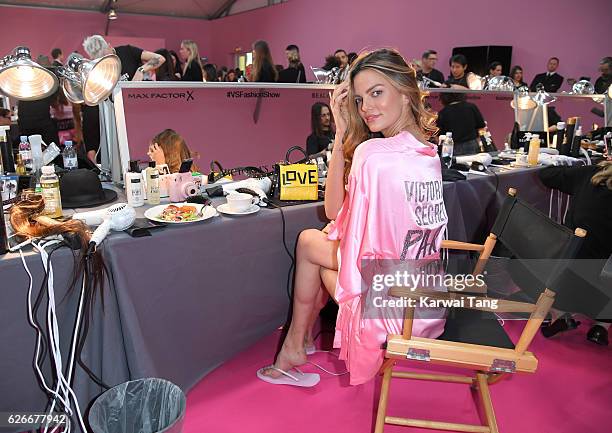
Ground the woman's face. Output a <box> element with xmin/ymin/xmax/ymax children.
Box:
<box><xmin>227</xmin><ymin>71</ymin><xmax>236</xmax><ymax>81</ymax></box>
<box><xmin>320</xmin><ymin>106</ymin><xmax>331</xmax><ymax>129</ymax></box>
<box><xmin>179</xmin><ymin>45</ymin><xmax>189</xmax><ymax>61</ymax></box>
<box><xmin>353</xmin><ymin>69</ymin><xmax>405</xmax><ymax>136</ymax></box>
<box><xmin>490</xmin><ymin>65</ymin><xmax>502</xmax><ymax>76</ymax></box>
<box><xmin>450</xmin><ymin>62</ymin><xmax>466</xmax><ymax>79</ymax></box>
<box><xmin>513</xmin><ymin>69</ymin><xmax>523</xmax><ymax>82</ymax></box>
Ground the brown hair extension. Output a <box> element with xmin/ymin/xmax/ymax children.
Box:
<box><xmin>9</xmin><ymin>194</ymin><xmax>107</xmax><ymax>309</ymax></box>
<box><xmin>342</xmin><ymin>48</ymin><xmax>438</xmax><ymax>181</ymax></box>
<box><xmin>591</xmin><ymin>161</ymin><xmax>612</xmax><ymax>190</ymax></box>
<box><xmin>151</xmin><ymin>129</ymin><xmax>199</xmax><ymax>173</ymax></box>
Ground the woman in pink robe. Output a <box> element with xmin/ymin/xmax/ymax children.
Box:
<box><xmin>260</xmin><ymin>49</ymin><xmax>447</xmax><ymax>385</ymax></box>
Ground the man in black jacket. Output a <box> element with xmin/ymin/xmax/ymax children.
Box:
<box><xmin>421</xmin><ymin>50</ymin><xmax>445</xmax><ymax>87</ymax></box>
<box><xmin>530</xmin><ymin>57</ymin><xmax>564</xmax><ymax>93</ymax></box>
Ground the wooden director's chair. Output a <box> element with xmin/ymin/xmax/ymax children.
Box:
<box><xmin>374</xmin><ymin>188</ymin><xmax>586</xmax><ymax>433</ymax></box>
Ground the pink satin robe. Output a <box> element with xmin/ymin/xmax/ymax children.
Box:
<box><xmin>327</xmin><ymin>131</ymin><xmax>448</xmax><ymax>385</ymax></box>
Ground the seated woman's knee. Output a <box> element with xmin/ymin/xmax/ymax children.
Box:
<box><xmin>298</xmin><ymin>228</ymin><xmax>324</xmax><ymax>250</ymax></box>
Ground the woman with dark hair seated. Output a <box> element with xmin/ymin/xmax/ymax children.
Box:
<box><xmin>436</xmin><ymin>92</ymin><xmax>486</xmax><ymax>155</ymax></box>
<box><xmin>510</xmin><ymin>65</ymin><xmax>528</xmax><ymax>88</ymax></box>
<box><xmin>306</xmin><ymin>102</ymin><xmax>335</xmax><ymax>156</ymax></box>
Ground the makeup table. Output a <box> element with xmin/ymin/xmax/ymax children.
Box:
<box><xmin>0</xmin><ymin>165</ymin><xmax>555</xmax><ymax>432</ymax></box>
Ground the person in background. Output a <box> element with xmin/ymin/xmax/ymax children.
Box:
<box><xmin>421</xmin><ymin>50</ymin><xmax>445</xmax><ymax>87</ymax></box>
<box><xmin>530</xmin><ymin>57</ymin><xmax>563</xmax><ymax>93</ymax></box>
<box><xmin>538</xmin><ymin>162</ymin><xmax>612</xmax><ymax>346</ymax></box>
<box><xmin>347</xmin><ymin>52</ymin><xmax>358</xmax><ymax>66</ymax></box>
<box><xmin>83</xmin><ymin>35</ymin><xmax>165</xmax><ymax>81</ymax></box>
<box><xmin>218</xmin><ymin>66</ymin><xmax>228</xmax><ymax>81</ymax></box>
<box><xmin>226</xmin><ymin>69</ymin><xmax>237</xmax><ymax>82</ymax></box>
<box><xmin>82</xmin><ymin>35</ymin><xmax>165</xmax><ymax>163</ymax></box>
<box><xmin>322</xmin><ymin>55</ymin><xmax>341</xmax><ymax>71</ymax></box>
<box><xmin>51</xmin><ymin>48</ymin><xmax>63</xmax><ymax>66</ymax></box>
<box><xmin>147</xmin><ymin>129</ymin><xmax>199</xmax><ymax>173</ymax></box>
<box><xmin>595</xmin><ymin>56</ymin><xmax>612</xmax><ymax>94</ymax></box>
<box><xmin>444</xmin><ymin>54</ymin><xmax>469</xmax><ymax>88</ymax></box>
<box><xmin>510</xmin><ymin>65</ymin><xmax>528</xmax><ymax>88</ymax></box>
<box><xmin>251</xmin><ymin>40</ymin><xmax>278</xmax><ymax>82</ymax></box>
<box><xmin>306</xmin><ymin>102</ymin><xmax>335</xmax><ymax>155</ymax></box>
<box><xmin>334</xmin><ymin>49</ymin><xmax>349</xmax><ymax>81</ymax></box>
<box><xmin>154</xmin><ymin>49</ymin><xmax>178</xmax><ymax>81</ymax></box>
<box><xmin>179</xmin><ymin>40</ymin><xmax>204</xmax><ymax>81</ymax></box>
<box><xmin>278</xmin><ymin>44</ymin><xmax>307</xmax><ymax>83</ymax></box>
<box><xmin>436</xmin><ymin>92</ymin><xmax>485</xmax><ymax>155</ymax></box>
<box><xmin>488</xmin><ymin>61</ymin><xmax>502</xmax><ymax>77</ymax></box>
<box><xmin>0</xmin><ymin>108</ymin><xmax>11</xmax><ymax>127</ymax></box>
<box><xmin>204</xmin><ymin>64</ymin><xmax>218</xmax><ymax>82</ymax></box>
<box><xmin>169</xmin><ymin>50</ymin><xmax>182</xmax><ymax>79</ymax></box>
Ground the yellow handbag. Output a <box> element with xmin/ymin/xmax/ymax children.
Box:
<box><xmin>275</xmin><ymin>146</ymin><xmax>319</xmax><ymax>201</ymax></box>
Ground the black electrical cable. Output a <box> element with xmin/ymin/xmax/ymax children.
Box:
<box><xmin>276</xmin><ymin>204</ymin><xmax>296</xmax><ymax>300</ymax></box>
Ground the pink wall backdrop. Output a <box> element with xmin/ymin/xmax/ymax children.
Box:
<box><xmin>1</xmin><ymin>1</ymin><xmax>609</xmax><ymax>89</ymax></box>
<box><xmin>0</xmin><ymin>5</ymin><xmax>209</xmax><ymax>60</ymax></box>
<box><xmin>206</xmin><ymin>0</ymin><xmax>612</xmax><ymax>89</ymax></box>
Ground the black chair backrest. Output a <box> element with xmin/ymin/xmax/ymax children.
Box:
<box><xmin>490</xmin><ymin>192</ymin><xmax>584</xmax><ymax>291</ymax></box>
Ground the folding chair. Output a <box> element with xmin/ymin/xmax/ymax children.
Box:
<box><xmin>374</xmin><ymin>188</ymin><xmax>586</xmax><ymax>433</ymax></box>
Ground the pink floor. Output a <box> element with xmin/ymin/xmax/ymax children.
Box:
<box><xmin>183</xmin><ymin>322</ymin><xmax>611</xmax><ymax>433</ymax></box>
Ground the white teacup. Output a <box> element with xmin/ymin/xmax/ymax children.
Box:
<box><xmin>226</xmin><ymin>192</ymin><xmax>257</xmax><ymax>212</ymax></box>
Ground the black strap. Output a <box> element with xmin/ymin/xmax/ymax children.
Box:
<box><xmin>284</xmin><ymin>146</ymin><xmax>309</xmax><ymax>163</ymax></box>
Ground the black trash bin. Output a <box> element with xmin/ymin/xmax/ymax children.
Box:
<box><xmin>89</xmin><ymin>378</ymin><xmax>186</xmax><ymax>433</ymax></box>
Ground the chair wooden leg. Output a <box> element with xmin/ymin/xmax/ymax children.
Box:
<box><xmin>378</xmin><ymin>358</ymin><xmax>395</xmax><ymax>375</ymax></box>
<box><xmin>375</xmin><ymin>361</ymin><xmax>394</xmax><ymax>433</ymax></box>
<box><xmin>476</xmin><ymin>373</ymin><xmax>499</xmax><ymax>433</ymax></box>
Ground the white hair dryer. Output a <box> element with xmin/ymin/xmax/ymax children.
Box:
<box><xmin>72</xmin><ymin>203</ymin><xmax>136</xmax><ymax>249</ymax></box>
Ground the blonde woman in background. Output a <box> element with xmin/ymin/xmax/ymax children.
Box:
<box><xmin>278</xmin><ymin>44</ymin><xmax>306</xmax><ymax>83</ymax></box>
<box><xmin>147</xmin><ymin>129</ymin><xmax>199</xmax><ymax>173</ymax></box>
<box><xmin>179</xmin><ymin>40</ymin><xmax>203</xmax><ymax>82</ymax></box>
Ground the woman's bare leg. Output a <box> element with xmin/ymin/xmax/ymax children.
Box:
<box><xmin>304</xmin><ymin>287</ymin><xmax>330</xmax><ymax>349</ymax></box>
<box><xmin>263</xmin><ymin>229</ymin><xmax>338</xmax><ymax>377</ymax></box>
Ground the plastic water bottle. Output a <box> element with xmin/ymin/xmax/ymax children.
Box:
<box><xmin>442</xmin><ymin>133</ymin><xmax>454</xmax><ymax>169</ymax></box>
<box><xmin>19</xmin><ymin>136</ymin><xmax>32</xmax><ymax>169</ymax></box>
<box><xmin>62</xmin><ymin>140</ymin><xmax>78</xmax><ymax>170</ymax></box>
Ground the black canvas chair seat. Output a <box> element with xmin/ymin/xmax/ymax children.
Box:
<box><xmin>438</xmin><ymin>308</ymin><xmax>515</xmax><ymax>349</ymax></box>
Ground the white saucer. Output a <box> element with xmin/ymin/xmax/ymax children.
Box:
<box><xmin>216</xmin><ymin>203</ymin><xmax>260</xmax><ymax>216</ymax></box>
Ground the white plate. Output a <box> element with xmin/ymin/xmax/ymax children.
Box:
<box><xmin>144</xmin><ymin>203</ymin><xmax>218</xmax><ymax>224</ymax></box>
<box><xmin>216</xmin><ymin>203</ymin><xmax>260</xmax><ymax>216</ymax></box>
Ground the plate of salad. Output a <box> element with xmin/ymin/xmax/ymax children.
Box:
<box><xmin>144</xmin><ymin>203</ymin><xmax>218</xmax><ymax>224</ymax></box>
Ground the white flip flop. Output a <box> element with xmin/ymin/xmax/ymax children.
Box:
<box><xmin>257</xmin><ymin>366</ymin><xmax>320</xmax><ymax>387</ymax></box>
<box><xmin>305</xmin><ymin>344</ymin><xmax>316</xmax><ymax>355</ymax></box>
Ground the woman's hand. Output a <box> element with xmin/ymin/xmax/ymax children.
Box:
<box><xmin>330</xmin><ymin>80</ymin><xmax>350</xmax><ymax>138</ymax></box>
<box><xmin>147</xmin><ymin>143</ymin><xmax>166</xmax><ymax>166</ymax></box>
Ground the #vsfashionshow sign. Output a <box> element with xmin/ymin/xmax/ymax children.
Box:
<box><xmin>113</xmin><ymin>82</ymin><xmax>334</xmax><ymax>177</ymax></box>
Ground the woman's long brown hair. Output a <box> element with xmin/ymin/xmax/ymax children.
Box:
<box><xmin>251</xmin><ymin>40</ymin><xmax>278</xmax><ymax>82</ymax></box>
<box><xmin>342</xmin><ymin>48</ymin><xmax>438</xmax><ymax>181</ymax></box>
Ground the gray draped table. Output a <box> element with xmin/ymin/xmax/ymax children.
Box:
<box><xmin>0</xmin><ymin>167</ymin><xmax>550</xmax><ymax>432</ymax></box>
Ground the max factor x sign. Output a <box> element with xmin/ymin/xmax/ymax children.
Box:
<box><xmin>127</xmin><ymin>91</ymin><xmax>195</xmax><ymax>101</ymax></box>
